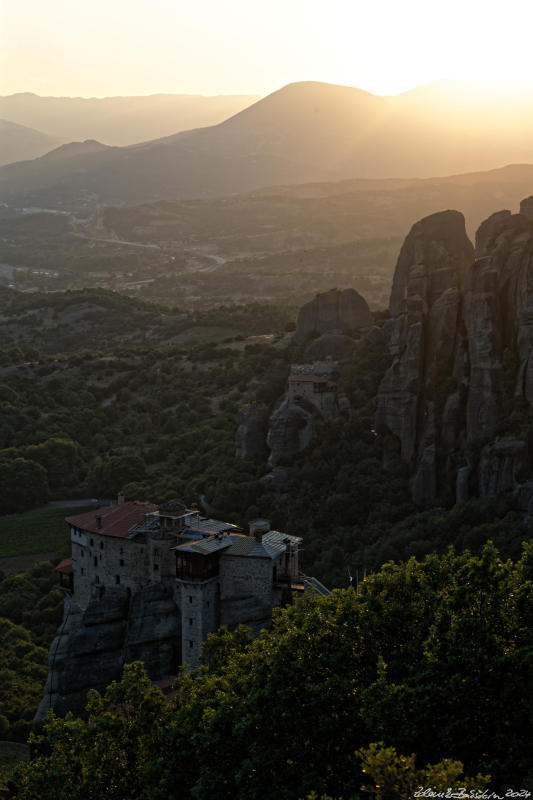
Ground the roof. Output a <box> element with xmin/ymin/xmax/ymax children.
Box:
<box><xmin>175</xmin><ymin>530</ymin><xmax>302</xmax><ymax>560</ymax></box>
<box><xmin>186</xmin><ymin>516</ymin><xmax>241</xmax><ymax>534</ymax></box>
<box><xmin>175</xmin><ymin>533</ymin><xmax>238</xmax><ymax>555</ymax></box>
<box><xmin>261</xmin><ymin>531</ymin><xmax>302</xmax><ymax>559</ymax></box>
<box><xmin>66</xmin><ymin>502</ymin><xmax>157</xmax><ymax>539</ymax></box>
<box><xmin>288</xmin><ymin>375</ymin><xmax>337</xmax><ymax>389</ymax></box>
<box><xmin>288</xmin><ymin>374</ymin><xmax>328</xmax><ymax>383</ymax></box>
<box><xmin>55</xmin><ymin>557</ymin><xmax>73</xmax><ymax>574</ymax></box>
<box><xmin>158</xmin><ymin>500</ymin><xmax>188</xmax><ymax>515</ymax></box>
<box><xmin>225</xmin><ymin>530</ymin><xmax>302</xmax><ymax>560</ymax></box>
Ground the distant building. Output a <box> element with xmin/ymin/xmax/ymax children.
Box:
<box><xmin>62</xmin><ymin>496</ymin><xmax>305</xmax><ymax>669</ymax></box>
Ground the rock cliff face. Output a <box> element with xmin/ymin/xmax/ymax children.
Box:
<box><xmin>377</xmin><ymin>200</ymin><xmax>533</xmax><ymax>504</ymax></box>
<box><xmin>35</xmin><ymin>583</ymin><xmax>180</xmax><ymax>723</ymax></box>
<box><xmin>267</xmin><ymin>394</ymin><xmax>323</xmax><ymax>467</ymax></box>
<box><xmin>303</xmin><ymin>332</ymin><xmax>358</xmax><ymax>362</ymax></box>
<box><xmin>235</xmin><ymin>403</ymin><xmax>270</xmax><ymax>460</ymax></box>
<box><xmin>294</xmin><ymin>288</ymin><xmax>372</xmax><ymax>341</ymax></box>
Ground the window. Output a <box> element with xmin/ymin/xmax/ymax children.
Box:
<box><xmin>94</xmin><ymin>557</ymin><xmax>97</xmax><ymax>566</ymax></box>
<box><xmin>189</xmin><ymin>640</ymin><xmax>194</xmax><ymax>648</ymax></box>
<box><xmin>100</xmin><ymin>541</ymin><xmax>104</xmax><ymax>550</ymax></box>
<box><xmin>81</xmin><ymin>549</ymin><xmax>84</xmax><ymax>558</ymax></box>
<box><xmin>207</xmin><ymin>601</ymin><xmax>210</xmax><ymax>608</ymax></box>
<box><xmin>189</xmin><ymin>618</ymin><xmax>193</xmax><ymax>625</ymax></box>
<box><xmin>81</xmin><ymin>567</ymin><xmax>85</xmax><ymax>576</ymax></box>
<box><xmin>90</xmin><ymin>538</ymin><xmax>94</xmax><ymax>546</ymax></box>
<box><xmin>189</xmin><ymin>596</ymin><xmax>193</xmax><ymax>603</ymax></box>
<box><xmin>120</xmin><ymin>547</ymin><xmax>123</xmax><ymax>555</ymax></box>
<box><xmin>95</xmin><ymin>575</ymin><xmax>99</xmax><ymax>584</ymax></box>
<box><xmin>115</xmin><ymin>575</ymin><xmax>120</xmax><ymax>585</ymax></box>
<box><xmin>154</xmin><ymin>563</ymin><xmax>159</xmax><ymax>571</ymax></box>
<box><xmin>120</xmin><ymin>559</ymin><xmax>124</xmax><ymax>567</ymax></box>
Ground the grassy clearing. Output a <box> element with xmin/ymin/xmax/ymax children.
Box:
<box><xmin>0</xmin><ymin>505</ymin><xmax>95</xmax><ymax>558</ymax></box>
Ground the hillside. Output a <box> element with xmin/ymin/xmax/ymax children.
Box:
<box><xmin>3</xmin><ymin>80</ymin><xmax>533</xmax><ymax>208</ymax></box>
<box><xmin>0</xmin><ymin>119</ymin><xmax>61</xmax><ymax>167</ymax></box>
<box><xmin>4</xmin><ymin>163</ymin><xmax>533</xmax><ymax>311</ymax></box>
<box><xmin>0</xmin><ymin>92</ymin><xmax>259</xmax><ymax>146</ymax></box>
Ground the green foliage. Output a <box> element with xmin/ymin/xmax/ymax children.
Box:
<box><xmin>356</xmin><ymin>742</ymin><xmax>489</xmax><ymax>799</ymax></box>
<box><xmin>0</xmin><ymin>561</ymin><xmax>64</xmax><ymax>645</ymax></box>
<box><xmin>0</xmin><ymin>618</ymin><xmax>48</xmax><ymax>743</ymax></box>
<box><xmin>25</xmin><ymin>439</ymin><xmax>83</xmax><ymax>496</ymax></box>
<box><xmin>0</xmin><ymin>458</ymin><xmax>49</xmax><ymax>514</ymax></box>
<box><xmin>10</xmin><ymin>663</ymin><xmax>169</xmax><ymax>800</ymax></box>
<box><xmin>0</xmin><ymin>561</ymin><xmax>66</xmax><ymax>745</ymax></box>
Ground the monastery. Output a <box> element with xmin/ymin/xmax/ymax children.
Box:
<box><xmin>55</xmin><ymin>495</ymin><xmax>321</xmax><ymax>671</ymax></box>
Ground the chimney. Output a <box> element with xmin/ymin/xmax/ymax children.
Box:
<box><xmin>95</xmin><ymin>515</ymin><xmax>102</xmax><ymax>530</ymax></box>
<box><xmin>117</xmin><ymin>492</ymin><xmax>125</xmax><ymax>505</ymax></box>
<box><xmin>249</xmin><ymin>518</ymin><xmax>270</xmax><ymax>541</ymax></box>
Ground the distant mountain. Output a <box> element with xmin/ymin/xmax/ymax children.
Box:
<box><xmin>0</xmin><ymin>92</ymin><xmax>260</xmax><ymax>146</ymax></box>
<box><xmin>3</xmin><ymin>80</ymin><xmax>533</xmax><ymax>209</ymax></box>
<box><xmin>0</xmin><ymin>119</ymin><xmax>62</xmax><ymax>166</ymax></box>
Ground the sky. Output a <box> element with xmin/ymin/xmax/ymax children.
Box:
<box><xmin>2</xmin><ymin>0</ymin><xmax>533</xmax><ymax>98</ymax></box>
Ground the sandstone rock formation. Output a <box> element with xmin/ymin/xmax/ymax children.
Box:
<box><xmin>294</xmin><ymin>288</ymin><xmax>372</xmax><ymax>341</ymax></box>
<box><xmin>303</xmin><ymin>332</ymin><xmax>358</xmax><ymax>362</ymax></box>
<box><xmin>377</xmin><ymin>201</ymin><xmax>533</xmax><ymax>504</ymax></box>
<box><xmin>266</xmin><ymin>394</ymin><xmax>323</xmax><ymax>467</ymax></box>
<box><xmin>376</xmin><ymin>210</ymin><xmax>474</xmax><ymax>503</ymax></box>
<box><xmin>235</xmin><ymin>403</ymin><xmax>270</xmax><ymax>460</ymax></box>
<box><xmin>35</xmin><ymin>583</ymin><xmax>180</xmax><ymax>723</ymax></box>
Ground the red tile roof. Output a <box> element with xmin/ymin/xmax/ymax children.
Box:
<box><xmin>65</xmin><ymin>501</ymin><xmax>157</xmax><ymax>539</ymax></box>
<box><xmin>288</xmin><ymin>374</ymin><xmax>328</xmax><ymax>383</ymax></box>
<box><xmin>55</xmin><ymin>557</ymin><xmax>73</xmax><ymax>574</ymax></box>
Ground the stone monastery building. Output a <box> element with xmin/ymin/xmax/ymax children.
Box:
<box><xmin>61</xmin><ymin>495</ymin><xmax>304</xmax><ymax>670</ymax></box>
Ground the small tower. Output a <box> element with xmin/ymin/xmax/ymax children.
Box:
<box><xmin>174</xmin><ymin>536</ymin><xmax>231</xmax><ymax>668</ymax></box>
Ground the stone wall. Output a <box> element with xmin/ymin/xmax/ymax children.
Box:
<box><xmin>175</xmin><ymin>578</ymin><xmax>219</xmax><ymax>669</ymax></box>
<box><xmin>287</xmin><ymin>379</ymin><xmax>337</xmax><ymax>417</ymax></box>
<box><xmin>72</xmin><ymin>531</ymin><xmax>150</xmax><ymax>609</ymax></box>
<box><xmin>219</xmin><ymin>556</ymin><xmax>273</xmax><ymax>633</ymax></box>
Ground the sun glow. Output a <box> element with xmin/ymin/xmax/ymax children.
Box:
<box><xmin>3</xmin><ymin>0</ymin><xmax>533</xmax><ymax>98</ymax></box>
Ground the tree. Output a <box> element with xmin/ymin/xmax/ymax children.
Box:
<box><xmin>0</xmin><ymin>458</ymin><xmax>49</xmax><ymax>514</ymax></box>
<box><xmin>25</xmin><ymin>438</ymin><xmax>83</xmax><ymax>496</ymax></box>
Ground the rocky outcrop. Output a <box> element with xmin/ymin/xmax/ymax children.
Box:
<box><xmin>377</xmin><ymin>201</ymin><xmax>533</xmax><ymax>504</ymax></box>
<box><xmin>294</xmin><ymin>288</ymin><xmax>372</xmax><ymax>341</ymax></box>
<box><xmin>478</xmin><ymin>438</ymin><xmax>526</xmax><ymax>496</ymax></box>
<box><xmin>388</xmin><ymin>210</ymin><xmax>474</xmax><ymax>316</ymax></box>
<box><xmin>235</xmin><ymin>403</ymin><xmax>270</xmax><ymax>460</ymax></box>
<box><xmin>267</xmin><ymin>394</ymin><xmax>323</xmax><ymax>466</ymax></box>
<box><xmin>376</xmin><ymin>210</ymin><xmax>474</xmax><ymax>500</ymax></box>
<box><xmin>303</xmin><ymin>332</ymin><xmax>358</xmax><ymax>362</ymax></box>
<box><xmin>35</xmin><ymin>583</ymin><xmax>180</xmax><ymax>723</ymax></box>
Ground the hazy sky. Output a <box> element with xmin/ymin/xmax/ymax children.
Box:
<box><xmin>2</xmin><ymin>0</ymin><xmax>533</xmax><ymax>98</ymax></box>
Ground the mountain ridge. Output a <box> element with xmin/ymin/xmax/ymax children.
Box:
<box><xmin>3</xmin><ymin>80</ymin><xmax>533</xmax><ymax>210</ymax></box>
<box><xmin>0</xmin><ymin>118</ymin><xmax>62</xmax><ymax>167</ymax></box>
